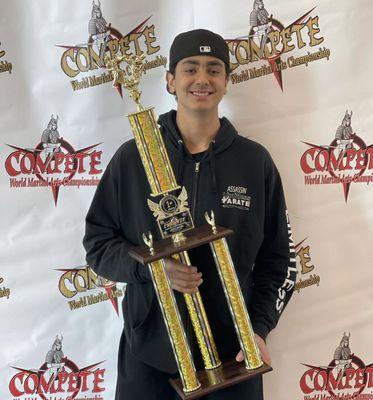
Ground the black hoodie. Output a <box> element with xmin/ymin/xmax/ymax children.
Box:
<box><xmin>83</xmin><ymin>109</ymin><xmax>297</xmax><ymax>373</ymax></box>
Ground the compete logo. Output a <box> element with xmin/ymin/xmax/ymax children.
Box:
<box><xmin>227</xmin><ymin>1</ymin><xmax>330</xmax><ymax>89</ymax></box>
<box><xmin>0</xmin><ymin>275</ymin><xmax>11</xmax><ymax>300</ymax></box>
<box><xmin>300</xmin><ymin>333</ymin><xmax>373</xmax><ymax>399</ymax></box>
<box><xmin>300</xmin><ymin>110</ymin><xmax>373</xmax><ymax>202</ymax></box>
<box><xmin>0</xmin><ymin>40</ymin><xmax>13</xmax><ymax>74</ymax></box>
<box><xmin>9</xmin><ymin>335</ymin><xmax>106</xmax><ymax>400</ymax></box>
<box><xmin>57</xmin><ymin>1</ymin><xmax>166</xmax><ymax>93</ymax></box>
<box><xmin>5</xmin><ymin>114</ymin><xmax>102</xmax><ymax>205</ymax></box>
<box><xmin>57</xmin><ymin>265</ymin><xmax>124</xmax><ymax>314</ymax></box>
<box><xmin>294</xmin><ymin>237</ymin><xmax>320</xmax><ymax>293</ymax></box>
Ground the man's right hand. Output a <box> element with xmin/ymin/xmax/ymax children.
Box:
<box><xmin>164</xmin><ymin>258</ymin><xmax>203</xmax><ymax>294</ymax></box>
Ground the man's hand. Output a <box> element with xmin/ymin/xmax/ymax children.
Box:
<box><xmin>235</xmin><ymin>334</ymin><xmax>271</xmax><ymax>366</ymax></box>
<box><xmin>164</xmin><ymin>258</ymin><xmax>203</xmax><ymax>294</ymax></box>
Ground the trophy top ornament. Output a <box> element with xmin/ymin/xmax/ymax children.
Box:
<box><xmin>142</xmin><ymin>231</ymin><xmax>155</xmax><ymax>255</ymax></box>
<box><xmin>105</xmin><ymin>53</ymin><xmax>146</xmax><ymax>110</ymax></box>
<box><xmin>205</xmin><ymin>211</ymin><xmax>217</xmax><ymax>234</ymax></box>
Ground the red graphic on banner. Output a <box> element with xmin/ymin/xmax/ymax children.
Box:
<box><xmin>9</xmin><ymin>335</ymin><xmax>106</xmax><ymax>400</ymax></box>
<box><xmin>300</xmin><ymin>333</ymin><xmax>373</xmax><ymax>399</ymax></box>
<box><xmin>4</xmin><ymin>115</ymin><xmax>102</xmax><ymax>205</ymax></box>
<box><xmin>300</xmin><ymin>111</ymin><xmax>373</xmax><ymax>202</ymax></box>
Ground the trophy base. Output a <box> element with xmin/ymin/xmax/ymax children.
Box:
<box><xmin>169</xmin><ymin>360</ymin><xmax>272</xmax><ymax>399</ymax></box>
<box><xmin>129</xmin><ymin>224</ymin><xmax>234</xmax><ymax>264</ymax></box>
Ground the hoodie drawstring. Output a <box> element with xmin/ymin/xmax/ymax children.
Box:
<box><xmin>176</xmin><ymin>139</ymin><xmax>184</xmax><ymax>185</ymax></box>
<box><xmin>208</xmin><ymin>140</ymin><xmax>218</xmax><ymax>194</ymax></box>
<box><xmin>175</xmin><ymin>139</ymin><xmax>218</xmax><ymax>194</ymax></box>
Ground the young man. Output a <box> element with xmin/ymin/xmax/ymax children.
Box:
<box><xmin>84</xmin><ymin>29</ymin><xmax>296</xmax><ymax>400</ymax></box>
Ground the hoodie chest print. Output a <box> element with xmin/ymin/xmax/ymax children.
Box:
<box><xmin>221</xmin><ymin>185</ymin><xmax>251</xmax><ymax>211</ymax></box>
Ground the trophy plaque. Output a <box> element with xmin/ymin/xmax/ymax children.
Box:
<box><xmin>106</xmin><ymin>53</ymin><xmax>272</xmax><ymax>399</ymax></box>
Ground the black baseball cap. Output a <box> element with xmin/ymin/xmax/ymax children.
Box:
<box><xmin>169</xmin><ymin>29</ymin><xmax>230</xmax><ymax>72</ymax></box>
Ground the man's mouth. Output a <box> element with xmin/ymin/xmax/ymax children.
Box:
<box><xmin>190</xmin><ymin>91</ymin><xmax>213</xmax><ymax>97</ymax></box>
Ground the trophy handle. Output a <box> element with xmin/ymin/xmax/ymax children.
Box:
<box><xmin>142</xmin><ymin>231</ymin><xmax>155</xmax><ymax>255</ymax></box>
<box><xmin>205</xmin><ymin>210</ymin><xmax>217</xmax><ymax>234</ymax></box>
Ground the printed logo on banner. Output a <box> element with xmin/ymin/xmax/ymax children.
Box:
<box><xmin>9</xmin><ymin>334</ymin><xmax>106</xmax><ymax>400</ymax></box>
<box><xmin>300</xmin><ymin>333</ymin><xmax>373</xmax><ymax>399</ymax></box>
<box><xmin>57</xmin><ymin>265</ymin><xmax>125</xmax><ymax>314</ymax></box>
<box><xmin>294</xmin><ymin>237</ymin><xmax>320</xmax><ymax>293</ymax></box>
<box><xmin>0</xmin><ymin>41</ymin><xmax>13</xmax><ymax>74</ymax></box>
<box><xmin>0</xmin><ymin>275</ymin><xmax>11</xmax><ymax>300</ymax></box>
<box><xmin>4</xmin><ymin>114</ymin><xmax>103</xmax><ymax>205</ymax></box>
<box><xmin>227</xmin><ymin>1</ymin><xmax>330</xmax><ymax>90</ymax></box>
<box><xmin>300</xmin><ymin>110</ymin><xmax>373</xmax><ymax>202</ymax></box>
<box><xmin>57</xmin><ymin>1</ymin><xmax>166</xmax><ymax>93</ymax></box>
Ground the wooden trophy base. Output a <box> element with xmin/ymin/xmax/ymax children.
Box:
<box><xmin>129</xmin><ymin>224</ymin><xmax>233</xmax><ymax>264</ymax></box>
<box><xmin>169</xmin><ymin>359</ymin><xmax>272</xmax><ymax>399</ymax></box>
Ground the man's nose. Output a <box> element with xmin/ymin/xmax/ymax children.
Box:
<box><xmin>194</xmin><ymin>69</ymin><xmax>209</xmax><ymax>86</ymax></box>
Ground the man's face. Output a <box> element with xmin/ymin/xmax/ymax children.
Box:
<box><xmin>166</xmin><ymin>55</ymin><xmax>228</xmax><ymax>115</ymax></box>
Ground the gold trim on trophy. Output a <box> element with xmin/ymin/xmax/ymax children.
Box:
<box><xmin>173</xmin><ymin>252</ymin><xmax>221</xmax><ymax>370</ymax></box>
<box><xmin>148</xmin><ymin>259</ymin><xmax>201</xmax><ymax>392</ymax></box>
<box><xmin>105</xmin><ymin>53</ymin><xmax>145</xmax><ymax>110</ymax></box>
<box><xmin>143</xmin><ymin>231</ymin><xmax>155</xmax><ymax>255</ymax></box>
<box><xmin>128</xmin><ymin>108</ymin><xmax>180</xmax><ymax>196</ymax></box>
<box><xmin>206</xmin><ymin>212</ymin><xmax>263</xmax><ymax>370</ymax></box>
<box><xmin>106</xmin><ymin>53</ymin><xmax>180</xmax><ymax>196</ymax></box>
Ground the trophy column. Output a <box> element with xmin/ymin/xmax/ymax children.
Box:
<box><xmin>148</xmin><ymin>258</ymin><xmax>200</xmax><ymax>392</ymax></box>
<box><xmin>174</xmin><ymin>252</ymin><xmax>221</xmax><ymax>370</ymax></box>
<box><xmin>128</xmin><ymin>106</ymin><xmax>221</xmax><ymax>389</ymax></box>
<box><xmin>205</xmin><ymin>213</ymin><xmax>262</xmax><ymax>370</ymax></box>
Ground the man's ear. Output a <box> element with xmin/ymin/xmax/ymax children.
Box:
<box><xmin>166</xmin><ymin>71</ymin><xmax>176</xmax><ymax>94</ymax></box>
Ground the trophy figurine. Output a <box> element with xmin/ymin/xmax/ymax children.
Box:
<box><xmin>106</xmin><ymin>53</ymin><xmax>272</xmax><ymax>399</ymax></box>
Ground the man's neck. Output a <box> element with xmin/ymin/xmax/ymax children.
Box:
<box><xmin>176</xmin><ymin>109</ymin><xmax>220</xmax><ymax>154</ymax></box>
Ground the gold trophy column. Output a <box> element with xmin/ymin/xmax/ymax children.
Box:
<box><xmin>174</xmin><ymin>252</ymin><xmax>221</xmax><ymax>370</ymax></box>
<box><xmin>128</xmin><ymin>108</ymin><xmax>179</xmax><ymax>196</ymax></box>
<box><xmin>206</xmin><ymin>212</ymin><xmax>263</xmax><ymax>370</ymax></box>
<box><xmin>130</xmin><ymin>106</ymin><xmax>221</xmax><ymax>372</ymax></box>
<box><xmin>148</xmin><ymin>259</ymin><xmax>201</xmax><ymax>392</ymax></box>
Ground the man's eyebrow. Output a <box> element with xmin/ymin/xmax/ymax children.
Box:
<box><xmin>206</xmin><ymin>61</ymin><xmax>224</xmax><ymax>67</ymax></box>
<box><xmin>180</xmin><ymin>60</ymin><xmax>200</xmax><ymax>66</ymax></box>
<box><xmin>180</xmin><ymin>59</ymin><xmax>224</xmax><ymax>67</ymax></box>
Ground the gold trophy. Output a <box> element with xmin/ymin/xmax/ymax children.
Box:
<box><xmin>106</xmin><ymin>54</ymin><xmax>272</xmax><ymax>399</ymax></box>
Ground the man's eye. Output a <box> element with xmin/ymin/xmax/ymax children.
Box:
<box><xmin>185</xmin><ymin>69</ymin><xmax>195</xmax><ymax>73</ymax></box>
<box><xmin>209</xmin><ymin>70</ymin><xmax>220</xmax><ymax>75</ymax></box>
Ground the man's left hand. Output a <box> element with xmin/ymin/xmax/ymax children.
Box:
<box><xmin>235</xmin><ymin>334</ymin><xmax>271</xmax><ymax>366</ymax></box>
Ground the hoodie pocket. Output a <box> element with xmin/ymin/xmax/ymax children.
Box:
<box><xmin>124</xmin><ymin>282</ymin><xmax>155</xmax><ymax>333</ymax></box>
